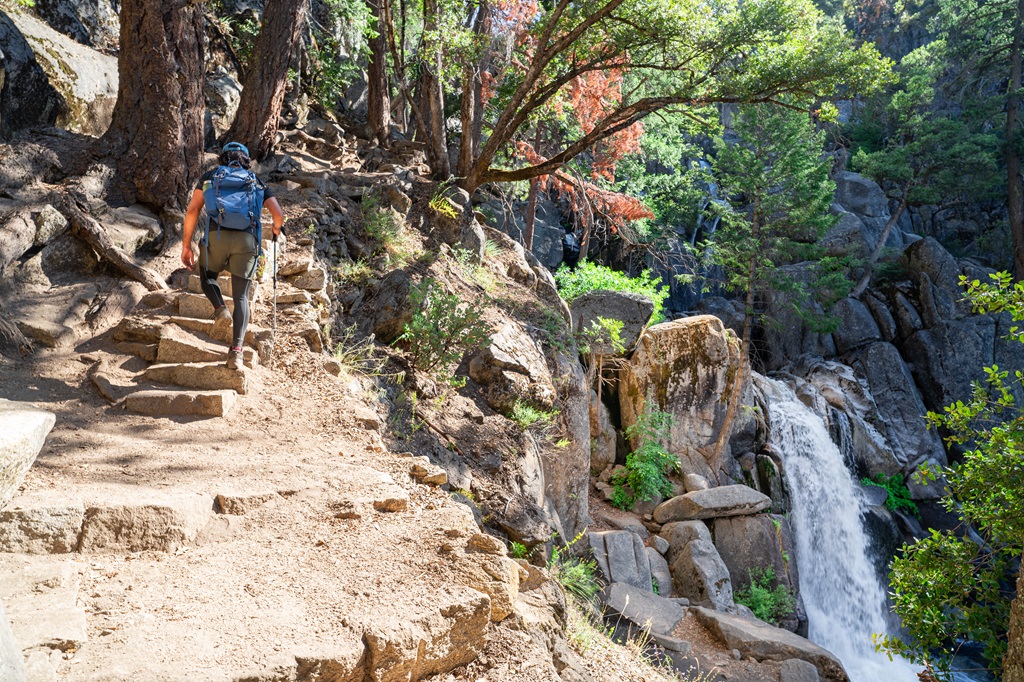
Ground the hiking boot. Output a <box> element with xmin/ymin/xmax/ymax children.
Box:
<box><xmin>212</xmin><ymin>305</ymin><xmax>232</xmax><ymax>332</ymax></box>
<box><xmin>226</xmin><ymin>346</ymin><xmax>244</xmax><ymax>370</ymax></box>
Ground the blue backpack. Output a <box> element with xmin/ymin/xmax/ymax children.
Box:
<box><xmin>202</xmin><ymin>163</ymin><xmax>265</xmax><ymax>239</ymax></box>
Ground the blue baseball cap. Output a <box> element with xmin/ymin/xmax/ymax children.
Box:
<box><xmin>222</xmin><ymin>141</ymin><xmax>249</xmax><ymax>156</ymax></box>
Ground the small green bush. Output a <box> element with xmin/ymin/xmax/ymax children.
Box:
<box><xmin>554</xmin><ymin>261</ymin><xmax>669</xmax><ymax>324</ymax></box>
<box><xmin>611</xmin><ymin>404</ymin><xmax>679</xmax><ymax>509</ymax></box>
<box><xmin>549</xmin><ymin>532</ymin><xmax>601</xmax><ymax>602</ymax></box>
<box><xmin>734</xmin><ymin>568</ymin><xmax>796</xmax><ymax>626</ymax></box>
<box><xmin>332</xmin><ymin>324</ymin><xmax>386</xmax><ymax>377</ymax></box>
<box><xmin>510</xmin><ymin>541</ymin><xmax>530</xmax><ymax>559</ymax></box>
<box><xmin>861</xmin><ymin>473</ymin><xmax>919</xmax><ymax>518</ymax></box>
<box><xmin>509</xmin><ymin>401</ymin><xmax>558</xmax><ymax>430</ymax></box>
<box><xmin>577</xmin><ymin>317</ymin><xmax>626</xmax><ymax>356</ymax></box>
<box><xmin>394</xmin><ymin>279</ymin><xmax>490</xmax><ymax>383</ymax></box>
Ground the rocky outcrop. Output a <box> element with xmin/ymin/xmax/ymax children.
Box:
<box><xmin>571</xmin><ymin>290</ymin><xmax>654</xmax><ymax>352</ymax></box>
<box><xmin>0</xmin><ymin>11</ymin><xmax>65</xmax><ymax>137</ymax></box>
<box><xmin>8</xmin><ymin>11</ymin><xmax>118</xmax><ymax>136</ymax></box>
<box><xmin>205</xmin><ymin>66</ymin><xmax>242</xmax><ymax>143</ymax></box>
<box><xmin>619</xmin><ymin>315</ymin><xmax>744</xmax><ymax>483</ymax></box>
<box><xmin>469</xmin><ymin>322</ymin><xmax>556</xmax><ymax>413</ymax></box>
<box><xmin>0</xmin><ymin>400</ymin><xmax>56</xmax><ymax>509</ymax></box>
<box><xmin>541</xmin><ymin>352</ymin><xmax>590</xmax><ymax>540</ymax></box>
<box><xmin>34</xmin><ymin>0</ymin><xmax>119</xmax><ymax>49</ymax></box>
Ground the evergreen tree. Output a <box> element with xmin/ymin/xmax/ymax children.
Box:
<box><xmin>694</xmin><ymin>104</ymin><xmax>842</xmax><ymax>473</ymax></box>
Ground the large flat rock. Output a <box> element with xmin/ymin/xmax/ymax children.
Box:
<box><xmin>157</xmin><ymin>325</ymin><xmax>257</xmax><ymax>367</ymax></box>
<box><xmin>600</xmin><ymin>582</ymin><xmax>686</xmax><ymax>636</ymax></box>
<box><xmin>0</xmin><ymin>399</ymin><xmax>56</xmax><ymax>509</ymax></box>
<box><xmin>0</xmin><ymin>491</ymin><xmax>84</xmax><ymax>553</ymax></box>
<box><xmin>5</xmin><ymin>591</ymin><xmax>87</xmax><ymax>653</ymax></box>
<box><xmin>692</xmin><ymin>606</ymin><xmax>848</xmax><ymax>682</ymax></box>
<box><xmin>124</xmin><ymin>389</ymin><xmax>237</xmax><ymax>418</ymax></box>
<box><xmin>142</xmin><ymin>362</ymin><xmax>248</xmax><ymax>394</ymax></box>
<box><xmin>589</xmin><ymin>530</ymin><xmax>653</xmax><ymax>592</ymax></box>
<box><xmin>78</xmin><ymin>489</ymin><xmax>214</xmax><ymax>553</ymax></box>
<box><xmin>654</xmin><ymin>485</ymin><xmax>771</xmax><ymax>523</ymax></box>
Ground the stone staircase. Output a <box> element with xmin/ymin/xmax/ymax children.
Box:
<box><xmin>90</xmin><ymin>229</ymin><xmax>330</xmax><ymax>419</ymax></box>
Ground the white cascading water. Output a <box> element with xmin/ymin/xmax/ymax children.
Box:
<box><xmin>760</xmin><ymin>377</ymin><xmax>920</xmax><ymax>682</ymax></box>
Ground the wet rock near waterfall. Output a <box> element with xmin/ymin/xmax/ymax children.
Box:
<box><xmin>692</xmin><ymin>607</ymin><xmax>849</xmax><ymax>682</ymax></box>
<box><xmin>843</xmin><ymin>342</ymin><xmax>947</xmax><ymax>472</ymax></box>
<box><xmin>571</xmin><ymin>290</ymin><xmax>654</xmax><ymax>353</ymax></box>
<box><xmin>653</xmin><ymin>485</ymin><xmax>771</xmax><ymax>524</ymax></box>
<box><xmin>713</xmin><ymin>514</ymin><xmax>807</xmax><ymax>635</ymax></box>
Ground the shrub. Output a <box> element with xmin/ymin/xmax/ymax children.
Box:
<box><xmin>554</xmin><ymin>261</ymin><xmax>669</xmax><ymax>324</ymax></box>
<box><xmin>549</xmin><ymin>532</ymin><xmax>601</xmax><ymax>603</ymax></box>
<box><xmin>362</xmin><ymin>193</ymin><xmax>417</xmax><ymax>266</ymax></box>
<box><xmin>394</xmin><ymin>279</ymin><xmax>490</xmax><ymax>383</ymax></box>
<box><xmin>331</xmin><ymin>324</ymin><xmax>386</xmax><ymax>378</ymax></box>
<box><xmin>510</xmin><ymin>541</ymin><xmax>530</xmax><ymax>559</ymax></box>
<box><xmin>611</xmin><ymin>404</ymin><xmax>679</xmax><ymax>509</ymax></box>
<box><xmin>509</xmin><ymin>401</ymin><xmax>558</xmax><ymax>431</ymax></box>
<box><xmin>861</xmin><ymin>473</ymin><xmax>919</xmax><ymax>518</ymax></box>
<box><xmin>734</xmin><ymin>568</ymin><xmax>796</xmax><ymax>626</ymax></box>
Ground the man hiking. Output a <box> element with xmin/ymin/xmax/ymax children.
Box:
<box><xmin>181</xmin><ymin>142</ymin><xmax>284</xmax><ymax>369</ymax></box>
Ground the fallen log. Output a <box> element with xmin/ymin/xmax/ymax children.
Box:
<box><xmin>62</xmin><ymin>193</ymin><xmax>167</xmax><ymax>292</ymax></box>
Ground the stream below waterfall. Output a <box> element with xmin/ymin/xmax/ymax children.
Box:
<box><xmin>761</xmin><ymin>377</ymin><xmax>921</xmax><ymax>682</ymax></box>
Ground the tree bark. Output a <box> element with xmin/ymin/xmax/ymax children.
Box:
<box><xmin>523</xmin><ymin>125</ymin><xmax>543</xmax><ymax>251</ymax></box>
<box><xmin>101</xmin><ymin>0</ymin><xmax>205</xmax><ymax>213</ymax></box>
<box><xmin>852</xmin><ymin>198</ymin><xmax>907</xmax><ymax>297</ymax></box>
<box><xmin>63</xmin><ymin>194</ymin><xmax>167</xmax><ymax>292</ymax></box>
<box><xmin>1006</xmin><ymin>567</ymin><xmax>1024</xmax><ymax>682</ymax></box>
<box><xmin>421</xmin><ymin>0</ymin><xmax>451</xmax><ymax>178</ymax></box>
<box><xmin>366</xmin><ymin>0</ymin><xmax>391</xmax><ymax>148</ymax></box>
<box><xmin>226</xmin><ymin>0</ymin><xmax>308</xmax><ymax>160</ymax></box>
<box><xmin>458</xmin><ymin>63</ymin><xmax>476</xmax><ymax>176</ymax></box>
<box><xmin>1009</xmin><ymin>0</ymin><xmax>1024</xmax><ymax>281</ymax></box>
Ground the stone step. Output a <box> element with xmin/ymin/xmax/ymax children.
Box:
<box><xmin>124</xmin><ymin>388</ymin><xmax>237</xmax><ymax>418</ymax></box>
<box><xmin>141</xmin><ymin>362</ymin><xmax>249</xmax><ymax>394</ymax></box>
<box><xmin>157</xmin><ymin>325</ymin><xmax>258</xmax><ymax>368</ymax></box>
<box><xmin>177</xmin><ymin>290</ymin><xmax>268</xmax><ymax>319</ymax></box>
<box><xmin>168</xmin><ymin>316</ymin><xmax>271</xmax><ymax>361</ymax></box>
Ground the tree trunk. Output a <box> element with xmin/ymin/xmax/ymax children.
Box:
<box><xmin>852</xmin><ymin>198</ymin><xmax>907</xmax><ymax>297</ymax></box>
<box><xmin>422</xmin><ymin>0</ymin><xmax>450</xmax><ymax>178</ymax></box>
<box><xmin>458</xmin><ymin>64</ymin><xmax>476</xmax><ymax>176</ymax></box>
<box><xmin>101</xmin><ymin>0</ymin><xmax>205</xmax><ymax>213</ymax></box>
<box><xmin>523</xmin><ymin>125</ymin><xmax>543</xmax><ymax>251</ymax></box>
<box><xmin>1005</xmin><ymin>567</ymin><xmax>1024</xmax><ymax>682</ymax></box>
<box><xmin>366</xmin><ymin>0</ymin><xmax>391</xmax><ymax>148</ymax></box>
<box><xmin>226</xmin><ymin>0</ymin><xmax>308</xmax><ymax>160</ymax></box>
<box><xmin>1009</xmin><ymin>0</ymin><xmax>1024</xmax><ymax>281</ymax></box>
<box><xmin>711</xmin><ymin>206</ymin><xmax>758</xmax><ymax>481</ymax></box>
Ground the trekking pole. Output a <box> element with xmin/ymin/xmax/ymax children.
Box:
<box><xmin>272</xmin><ymin>232</ymin><xmax>278</xmax><ymax>369</ymax></box>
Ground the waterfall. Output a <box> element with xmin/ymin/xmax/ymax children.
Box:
<box><xmin>760</xmin><ymin>377</ymin><xmax>920</xmax><ymax>682</ymax></box>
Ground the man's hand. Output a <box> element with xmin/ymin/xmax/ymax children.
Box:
<box><xmin>182</xmin><ymin>243</ymin><xmax>196</xmax><ymax>269</ymax></box>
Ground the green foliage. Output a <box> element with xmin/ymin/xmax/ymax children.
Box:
<box><xmin>861</xmin><ymin>473</ymin><xmax>919</xmax><ymax>518</ymax></box>
<box><xmin>611</xmin><ymin>404</ymin><xmax>679</xmax><ymax>509</ymax></box>
<box><xmin>549</xmin><ymin>532</ymin><xmax>601</xmax><ymax>603</ymax></box>
<box><xmin>734</xmin><ymin>568</ymin><xmax>796</xmax><ymax>626</ymax></box>
<box><xmin>555</xmin><ymin>262</ymin><xmax>668</xmax><ymax>324</ymax></box>
<box><xmin>304</xmin><ymin>0</ymin><xmax>372</xmax><ymax>108</ymax></box>
<box><xmin>429</xmin><ymin>195</ymin><xmax>459</xmax><ymax>220</ymax></box>
<box><xmin>334</xmin><ymin>259</ymin><xmax>372</xmax><ymax>284</ymax></box>
<box><xmin>882</xmin><ymin>273</ymin><xmax>1024</xmax><ymax>679</ymax></box>
<box><xmin>394</xmin><ymin>279</ymin><xmax>490</xmax><ymax>383</ymax></box>
<box><xmin>577</xmin><ymin>317</ymin><xmax>626</xmax><ymax>356</ymax></box>
<box><xmin>510</xmin><ymin>541</ymin><xmax>530</xmax><ymax>559</ymax></box>
<box><xmin>509</xmin><ymin>401</ymin><xmax>558</xmax><ymax>432</ymax></box>
<box><xmin>452</xmin><ymin>248</ymin><xmax>497</xmax><ymax>291</ymax></box>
